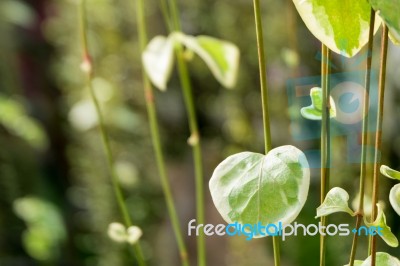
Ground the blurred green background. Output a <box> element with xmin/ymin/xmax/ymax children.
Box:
<box><xmin>1</xmin><ymin>0</ymin><xmax>400</xmax><ymax>265</ymax></box>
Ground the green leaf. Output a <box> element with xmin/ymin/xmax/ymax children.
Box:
<box><xmin>0</xmin><ymin>94</ymin><xmax>48</xmax><ymax>149</ymax></box>
<box><xmin>177</xmin><ymin>33</ymin><xmax>240</xmax><ymax>89</ymax></box>
<box><xmin>293</xmin><ymin>0</ymin><xmax>380</xmax><ymax>57</ymax></box>
<box><xmin>343</xmin><ymin>261</ymin><xmax>363</xmax><ymax>266</ymax></box>
<box><xmin>380</xmin><ymin>165</ymin><xmax>400</xmax><ymax>180</ymax></box>
<box><xmin>365</xmin><ymin>202</ymin><xmax>398</xmax><ymax>247</ymax></box>
<box><xmin>316</xmin><ymin>187</ymin><xmax>355</xmax><ymax>218</ymax></box>
<box><xmin>369</xmin><ymin>0</ymin><xmax>400</xmax><ymax>44</ymax></box>
<box><xmin>358</xmin><ymin>252</ymin><xmax>400</xmax><ymax>266</ymax></box>
<box><xmin>142</xmin><ymin>35</ymin><xmax>175</xmax><ymax>91</ymax></box>
<box><xmin>301</xmin><ymin>87</ymin><xmax>336</xmax><ymax>120</ymax></box>
<box><xmin>389</xmin><ymin>184</ymin><xmax>400</xmax><ymax>216</ymax></box>
<box><xmin>209</xmin><ymin>145</ymin><xmax>310</xmax><ymax>235</ymax></box>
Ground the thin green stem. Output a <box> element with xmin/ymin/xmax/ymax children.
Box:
<box><xmin>320</xmin><ymin>44</ymin><xmax>331</xmax><ymax>266</ymax></box>
<box><xmin>78</xmin><ymin>1</ymin><xmax>145</xmax><ymax>265</ymax></box>
<box><xmin>135</xmin><ymin>0</ymin><xmax>189</xmax><ymax>265</ymax></box>
<box><xmin>167</xmin><ymin>1</ymin><xmax>206</xmax><ymax>265</ymax></box>
<box><xmin>369</xmin><ymin>24</ymin><xmax>389</xmax><ymax>266</ymax></box>
<box><xmin>348</xmin><ymin>9</ymin><xmax>375</xmax><ymax>266</ymax></box>
<box><xmin>252</xmin><ymin>0</ymin><xmax>278</xmax><ymax>265</ymax></box>
<box><xmin>159</xmin><ymin>0</ymin><xmax>173</xmax><ymax>33</ymax></box>
<box><xmin>253</xmin><ymin>0</ymin><xmax>272</xmax><ymax>153</ymax></box>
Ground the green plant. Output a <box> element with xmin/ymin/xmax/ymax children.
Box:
<box><xmin>134</xmin><ymin>0</ymin><xmax>189</xmax><ymax>265</ymax></box>
<box><xmin>78</xmin><ymin>0</ymin><xmax>145</xmax><ymax>265</ymax></box>
<box><xmin>292</xmin><ymin>1</ymin><xmax>400</xmax><ymax>266</ymax></box>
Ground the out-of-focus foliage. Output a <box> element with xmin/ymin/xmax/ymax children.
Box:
<box><xmin>1</xmin><ymin>0</ymin><xmax>400</xmax><ymax>265</ymax></box>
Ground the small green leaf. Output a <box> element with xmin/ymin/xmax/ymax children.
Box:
<box><xmin>365</xmin><ymin>202</ymin><xmax>398</xmax><ymax>247</ymax></box>
<box><xmin>142</xmin><ymin>35</ymin><xmax>175</xmax><ymax>91</ymax></box>
<box><xmin>316</xmin><ymin>187</ymin><xmax>355</xmax><ymax>218</ymax></box>
<box><xmin>127</xmin><ymin>226</ymin><xmax>143</xmax><ymax>245</ymax></box>
<box><xmin>177</xmin><ymin>33</ymin><xmax>240</xmax><ymax>88</ymax></box>
<box><xmin>343</xmin><ymin>260</ymin><xmax>363</xmax><ymax>266</ymax></box>
<box><xmin>301</xmin><ymin>87</ymin><xmax>336</xmax><ymax>120</ymax></box>
<box><xmin>380</xmin><ymin>165</ymin><xmax>400</xmax><ymax>180</ymax></box>
<box><xmin>108</xmin><ymin>223</ymin><xmax>127</xmax><ymax>243</ymax></box>
<box><xmin>358</xmin><ymin>252</ymin><xmax>400</xmax><ymax>266</ymax></box>
<box><xmin>389</xmin><ymin>184</ymin><xmax>400</xmax><ymax>216</ymax></box>
<box><xmin>293</xmin><ymin>0</ymin><xmax>380</xmax><ymax>57</ymax></box>
<box><xmin>209</xmin><ymin>145</ymin><xmax>310</xmax><ymax>235</ymax></box>
<box><xmin>369</xmin><ymin>0</ymin><xmax>400</xmax><ymax>45</ymax></box>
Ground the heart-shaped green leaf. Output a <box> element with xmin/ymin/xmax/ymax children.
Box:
<box><xmin>357</xmin><ymin>252</ymin><xmax>400</xmax><ymax>266</ymax></box>
<box><xmin>365</xmin><ymin>202</ymin><xmax>398</xmax><ymax>247</ymax></box>
<box><xmin>369</xmin><ymin>0</ymin><xmax>400</xmax><ymax>44</ymax></box>
<box><xmin>316</xmin><ymin>187</ymin><xmax>355</xmax><ymax>218</ymax></box>
<box><xmin>209</xmin><ymin>145</ymin><xmax>310</xmax><ymax>232</ymax></box>
<box><xmin>177</xmin><ymin>33</ymin><xmax>240</xmax><ymax>89</ymax></box>
<box><xmin>301</xmin><ymin>87</ymin><xmax>336</xmax><ymax>120</ymax></box>
<box><xmin>390</xmin><ymin>184</ymin><xmax>400</xmax><ymax>216</ymax></box>
<box><xmin>292</xmin><ymin>0</ymin><xmax>380</xmax><ymax>57</ymax></box>
<box><xmin>381</xmin><ymin>165</ymin><xmax>400</xmax><ymax>180</ymax></box>
<box><xmin>142</xmin><ymin>35</ymin><xmax>175</xmax><ymax>91</ymax></box>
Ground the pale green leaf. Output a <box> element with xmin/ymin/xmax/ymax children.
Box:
<box><xmin>369</xmin><ymin>0</ymin><xmax>400</xmax><ymax>45</ymax></box>
<box><xmin>316</xmin><ymin>187</ymin><xmax>355</xmax><ymax>218</ymax></box>
<box><xmin>293</xmin><ymin>0</ymin><xmax>380</xmax><ymax>57</ymax></box>
<box><xmin>359</xmin><ymin>252</ymin><xmax>400</xmax><ymax>266</ymax></box>
<box><xmin>300</xmin><ymin>87</ymin><xmax>336</xmax><ymax>120</ymax></box>
<box><xmin>389</xmin><ymin>184</ymin><xmax>400</xmax><ymax>216</ymax></box>
<box><xmin>142</xmin><ymin>35</ymin><xmax>175</xmax><ymax>91</ymax></box>
<box><xmin>343</xmin><ymin>261</ymin><xmax>363</xmax><ymax>266</ymax></box>
<box><xmin>127</xmin><ymin>226</ymin><xmax>143</xmax><ymax>245</ymax></box>
<box><xmin>365</xmin><ymin>202</ymin><xmax>398</xmax><ymax>247</ymax></box>
<box><xmin>380</xmin><ymin>165</ymin><xmax>400</xmax><ymax>180</ymax></box>
<box><xmin>108</xmin><ymin>223</ymin><xmax>127</xmax><ymax>243</ymax></box>
<box><xmin>209</xmin><ymin>145</ymin><xmax>310</xmax><ymax>237</ymax></box>
<box><xmin>177</xmin><ymin>33</ymin><xmax>240</xmax><ymax>89</ymax></box>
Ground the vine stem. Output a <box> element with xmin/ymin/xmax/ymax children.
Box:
<box><xmin>369</xmin><ymin>23</ymin><xmax>389</xmax><ymax>266</ymax></box>
<box><xmin>135</xmin><ymin>0</ymin><xmax>189</xmax><ymax>265</ymax></box>
<box><xmin>348</xmin><ymin>9</ymin><xmax>375</xmax><ymax>266</ymax></box>
<box><xmin>166</xmin><ymin>0</ymin><xmax>206</xmax><ymax>265</ymax></box>
<box><xmin>78</xmin><ymin>1</ymin><xmax>146</xmax><ymax>265</ymax></box>
<box><xmin>252</xmin><ymin>0</ymin><xmax>279</xmax><ymax>265</ymax></box>
<box><xmin>320</xmin><ymin>44</ymin><xmax>331</xmax><ymax>266</ymax></box>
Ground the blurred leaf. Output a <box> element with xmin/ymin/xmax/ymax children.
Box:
<box><xmin>316</xmin><ymin>187</ymin><xmax>355</xmax><ymax>218</ymax></box>
<box><xmin>68</xmin><ymin>99</ymin><xmax>98</xmax><ymax>131</ymax></box>
<box><xmin>142</xmin><ymin>35</ymin><xmax>175</xmax><ymax>91</ymax></box>
<box><xmin>13</xmin><ymin>197</ymin><xmax>65</xmax><ymax>261</ymax></box>
<box><xmin>352</xmin><ymin>192</ymin><xmax>373</xmax><ymax>217</ymax></box>
<box><xmin>209</xmin><ymin>145</ymin><xmax>310</xmax><ymax>236</ymax></box>
<box><xmin>292</xmin><ymin>0</ymin><xmax>380</xmax><ymax>57</ymax></box>
<box><xmin>365</xmin><ymin>202</ymin><xmax>398</xmax><ymax>247</ymax></box>
<box><xmin>369</xmin><ymin>0</ymin><xmax>400</xmax><ymax>44</ymax></box>
<box><xmin>380</xmin><ymin>165</ymin><xmax>400</xmax><ymax>180</ymax></box>
<box><xmin>177</xmin><ymin>33</ymin><xmax>240</xmax><ymax>88</ymax></box>
<box><xmin>127</xmin><ymin>226</ymin><xmax>142</xmax><ymax>245</ymax></box>
<box><xmin>108</xmin><ymin>223</ymin><xmax>127</xmax><ymax>243</ymax></box>
<box><xmin>343</xmin><ymin>261</ymin><xmax>363</xmax><ymax>266</ymax></box>
<box><xmin>107</xmin><ymin>223</ymin><xmax>142</xmax><ymax>245</ymax></box>
<box><xmin>390</xmin><ymin>184</ymin><xmax>400</xmax><ymax>216</ymax></box>
<box><xmin>0</xmin><ymin>95</ymin><xmax>48</xmax><ymax>149</ymax></box>
<box><xmin>300</xmin><ymin>87</ymin><xmax>336</xmax><ymax>120</ymax></box>
<box><xmin>351</xmin><ymin>252</ymin><xmax>400</xmax><ymax>266</ymax></box>
<box><xmin>1</xmin><ymin>0</ymin><xmax>35</xmax><ymax>27</ymax></box>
